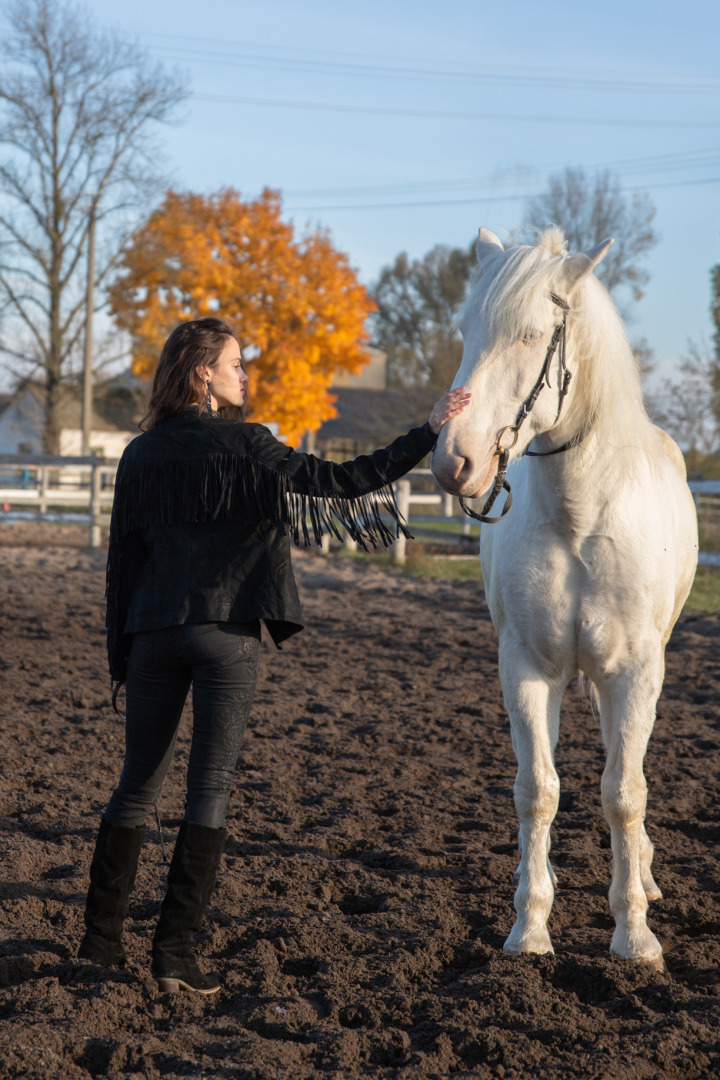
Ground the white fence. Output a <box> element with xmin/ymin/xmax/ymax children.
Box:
<box><xmin>0</xmin><ymin>453</ymin><xmax>111</xmax><ymax>547</ymax></box>
<box><xmin>1</xmin><ymin>456</ymin><xmax>718</xmax><ymax>567</ymax></box>
<box><xmin>688</xmin><ymin>480</ymin><xmax>720</xmax><ymax>567</ymax></box>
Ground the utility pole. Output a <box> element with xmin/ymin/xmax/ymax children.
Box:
<box><xmin>82</xmin><ymin>207</ymin><xmax>96</xmax><ymax>456</ymax></box>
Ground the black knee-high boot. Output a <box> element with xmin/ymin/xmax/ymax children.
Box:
<box><xmin>78</xmin><ymin>817</ymin><xmax>145</xmax><ymax>966</ymax></box>
<box><xmin>151</xmin><ymin>821</ymin><xmax>225</xmax><ymax>994</ymax></box>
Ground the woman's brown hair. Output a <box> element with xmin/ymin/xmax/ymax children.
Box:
<box><xmin>141</xmin><ymin>318</ymin><xmax>242</xmax><ymax>430</ymax></box>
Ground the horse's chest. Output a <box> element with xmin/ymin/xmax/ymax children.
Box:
<box><xmin>487</xmin><ymin>527</ymin><xmax>624</xmax><ymax>638</ymax></box>
<box><xmin>489</xmin><ymin>525</ymin><xmax>651</xmax><ymax>675</ymax></box>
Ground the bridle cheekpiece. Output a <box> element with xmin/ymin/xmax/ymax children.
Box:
<box><xmin>458</xmin><ymin>292</ymin><xmax>573</xmax><ymax>524</ymax></box>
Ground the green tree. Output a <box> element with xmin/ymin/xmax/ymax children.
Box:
<box><xmin>0</xmin><ymin>0</ymin><xmax>185</xmax><ymax>451</ymax></box>
<box><xmin>370</xmin><ymin>242</ymin><xmax>474</xmax><ymax>390</ymax></box>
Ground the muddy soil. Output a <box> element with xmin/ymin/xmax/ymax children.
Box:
<box><xmin>0</xmin><ymin>538</ymin><xmax>719</xmax><ymax>1079</ymax></box>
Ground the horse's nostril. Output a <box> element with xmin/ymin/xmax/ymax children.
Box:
<box><xmin>432</xmin><ymin>452</ymin><xmax>474</xmax><ymax>494</ymax></box>
<box><xmin>457</xmin><ymin>458</ymin><xmax>473</xmax><ymax>483</ymax></box>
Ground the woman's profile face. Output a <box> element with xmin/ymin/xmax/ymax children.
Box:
<box><xmin>200</xmin><ymin>337</ymin><xmax>248</xmax><ymax>409</ymax></box>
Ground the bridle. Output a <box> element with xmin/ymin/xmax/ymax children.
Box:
<box><xmin>457</xmin><ymin>292</ymin><xmax>577</xmax><ymax>525</ymax></box>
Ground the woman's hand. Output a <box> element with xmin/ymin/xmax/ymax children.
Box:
<box><xmin>428</xmin><ymin>387</ymin><xmax>471</xmax><ymax>434</ymax></box>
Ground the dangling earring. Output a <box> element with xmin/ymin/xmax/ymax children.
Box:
<box><xmin>205</xmin><ymin>380</ymin><xmax>213</xmax><ymax>412</ymax></box>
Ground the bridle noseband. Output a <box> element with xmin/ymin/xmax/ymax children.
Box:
<box><xmin>458</xmin><ymin>292</ymin><xmax>576</xmax><ymax>525</ymax></box>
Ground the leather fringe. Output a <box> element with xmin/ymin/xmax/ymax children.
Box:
<box><xmin>109</xmin><ymin>452</ymin><xmax>410</xmax><ymax>549</ymax></box>
<box><xmin>105</xmin><ymin>452</ymin><xmax>410</xmax><ymax>683</ymax></box>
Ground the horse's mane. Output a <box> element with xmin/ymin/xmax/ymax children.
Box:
<box><xmin>463</xmin><ymin>227</ymin><xmax>656</xmax><ymax>455</ymax></box>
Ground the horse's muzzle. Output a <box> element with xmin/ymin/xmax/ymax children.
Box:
<box><xmin>432</xmin><ymin>451</ymin><xmax>497</xmax><ymax>498</ymax></box>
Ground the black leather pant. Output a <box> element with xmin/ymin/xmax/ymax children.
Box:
<box><xmin>105</xmin><ymin>622</ymin><xmax>260</xmax><ymax>830</ymax></box>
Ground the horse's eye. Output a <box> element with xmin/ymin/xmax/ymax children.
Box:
<box><xmin>521</xmin><ymin>330</ymin><xmax>542</xmax><ymax>345</ymax></box>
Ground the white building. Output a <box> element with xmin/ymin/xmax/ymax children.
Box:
<box><xmin>0</xmin><ymin>376</ymin><xmax>146</xmax><ymax>459</ymax></box>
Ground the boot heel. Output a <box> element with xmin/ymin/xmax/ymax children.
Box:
<box><xmin>152</xmin><ymin>822</ymin><xmax>226</xmax><ymax>997</ymax></box>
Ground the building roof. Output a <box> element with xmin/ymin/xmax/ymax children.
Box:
<box><xmin>5</xmin><ymin>376</ymin><xmax>147</xmax><ymax>433</ymax></box>
<box><xmin>331</xmin><ymin>345</ymin><xmax>388</xmax><ymax>390</ymax></box>
<box><xmin>317</xmin><ymin>386</ymin><xmax>438</xmax><ymax>444</ymax></box>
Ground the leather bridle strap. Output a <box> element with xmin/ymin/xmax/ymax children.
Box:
<box><xmin>469</xmin><ymin>446</ymin><xmax>513</xmax><ymax>525</ymax></box>
<box><xmin>458</xmin><ymin>292</ymin><xmax>571</xmax><ymax>524</ymax></box>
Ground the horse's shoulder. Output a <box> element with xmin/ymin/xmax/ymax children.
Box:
<box><xmin>652</xmin><ymin>425</ymin><xmax>687</xmax><ymax>477</ymax></box>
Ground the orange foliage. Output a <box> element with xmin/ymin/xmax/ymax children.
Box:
<box><xmin>109</xmin><ymin>188</ymin><xmax>375</xmax><ymax>445</ymax></box>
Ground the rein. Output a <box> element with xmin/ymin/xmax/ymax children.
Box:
<box><xmin>458</xmin><ymin>292</ymin><xmax>576</xmax><ymax>525</ymax></box>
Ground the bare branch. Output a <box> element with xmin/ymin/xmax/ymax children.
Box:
<box><xmin>0</xmin><ymin>344</ymin><xmax>43</xmax><ymax>370</ymax></box>
<box><xmin>0</xmin><ymin>260</ymin><xmax>48</xmax><ymax>289</ymax></box>
<box><xmin>647</xmin><ymin>340</ymin><xmax>718</xmax><ymax>455</ymax></box>
<box><xmin>0</xmin><ymin>271</ymin><xmax>48</xmax><ymax>357</ymax></box>
<box><xmin>524</xmin><ymin>167</ymin><xmax>657</xmax><ymax>312</ymax></box>
<box><xmin>0</xmin><ymin>0</ymin><xmax>187</xmax><ymax>450</ymax></box>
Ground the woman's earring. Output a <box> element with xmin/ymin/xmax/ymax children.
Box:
<box><xmin>205</xmin><ymin>380</ymin><xmax>213</xmax><ymax>411</ymax></box>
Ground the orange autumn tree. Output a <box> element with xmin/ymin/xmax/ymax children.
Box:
<box><xmin>109</xmin><ymin>188</ymin><xmax>375</xmax><ymax>444</ymax></box>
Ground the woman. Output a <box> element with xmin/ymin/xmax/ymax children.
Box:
<box><xmin>78</xmin><ymin>317</ymin><xmax>469</xmax><ymax>994</ymax></box>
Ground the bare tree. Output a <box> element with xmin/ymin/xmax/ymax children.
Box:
<box><xmin>648</xmin><ymin>341</ymin><xmax>718</xmax><ymax>458</ymax></box>
<box><xmin>0</xmin><ymin>0</ymin><xmax>186</xmax><ymax>451</ymax></box>
<box><xmin>631</xmin><ymin>336</ymin><xmax>656</xmax><ymax>382</ymax></box>
<box><xmin>524</xmin><ymin>167</ymin><xmax>658</xmax><ymax>311</ymax></box>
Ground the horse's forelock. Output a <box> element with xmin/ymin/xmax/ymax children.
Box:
<box><xmin>464</xmin><ymin>231</ymin><xmax>567</xmax><ymax>342</ymax></box>
<box><xmin>538</xmin><ymin>226</ymin><xmax>567</xmax><ymax>258</ymax></box>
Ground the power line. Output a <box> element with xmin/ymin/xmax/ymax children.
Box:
<box><xmin>154</xmin><ymin>44</ymin><xmax>720</xmax><ymax>96</ymax></box>
<box><xmin>133</xmin><ymin>29</ymin><xmax>720</xmax><ymax>91</ymax></box>
<box><xmin>283</xmin><ymin>175</ymin><xmax>720</xmax><ymax>213</ymax></box>
<box><xmin>194</xmin><ymin>92</ymin><xmax>720</xmax><ymax>129</ymax></box>
<box><xmin>279</xmin><ymin>147</ymin><xmax>720</xmax><ymax>199</ymax></box>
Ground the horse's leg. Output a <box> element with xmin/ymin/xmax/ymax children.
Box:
<box><xmin>595</xmin><ymin>658</ymin><xmax>664</xmax><ymax>963</ymax></box>
<box><xmin>639</xmin><ymin>823</ymin><xmax>662</xmax><ymax>902</ymax></box>
<box><xmin>501</xmin><ymin>647</ymin><xmax>565</xmax><ymax>956</ymax></box>
<box><xmin>513</xmin><ymin>763</ymin><xmax>559</xmax><ymax>888</ymax></box>
<box><xmin>513</xmin><ymin>837</ymin><xmax>558</xmax><ymax>887</ymax></box>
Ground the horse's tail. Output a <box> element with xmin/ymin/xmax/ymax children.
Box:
<box><xmin>578</xmin><ymin>672</ymin><xmax>599</xmax><ymax>721</ymax></box>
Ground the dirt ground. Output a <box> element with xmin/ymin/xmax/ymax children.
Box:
<box><xmin>0</xmin><ymin>527</ymin><xmax>719</xmax><ymax>1080</ymax></box>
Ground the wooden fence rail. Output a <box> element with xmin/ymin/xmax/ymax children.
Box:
<box><xmin>0</xmin><ymin>452</ymin><xmax>109</xmax><ymax>548</ymax></box>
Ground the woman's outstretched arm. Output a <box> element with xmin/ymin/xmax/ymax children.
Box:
<box><xmin>245</xmin><ymin>387</ymin><xmax>471</xmax><ymax>498</ymax></box>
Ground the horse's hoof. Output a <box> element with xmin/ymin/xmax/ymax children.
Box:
<box><xmin>644</xmin><ymin>886</ymin><xmax>663</xmax><ymax>903</ymax></box>
<box><xmin>610</xmin><ymin>927</ymin><xmax>663</xmax><ymax>966</ymax></box>
<box><xmin>643</xmin><ymin>954</ymin><xmax>666</xmax><ymax>973</ymax></box>
<box><xmin>504</xmin><ymin>924</ymin><xmax>554</xmax><ymax>956</ymax></box>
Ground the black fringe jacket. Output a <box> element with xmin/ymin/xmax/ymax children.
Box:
<box><xmin>106</xmin><ymin>409</ymin><xmax>437</xmax><ymax>684</ymax></box>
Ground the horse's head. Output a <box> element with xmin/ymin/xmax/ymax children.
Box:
<box><xmin>432</xmin><ymin>227</ymin><xmax>613</xmax><ymax>498</ymax></box>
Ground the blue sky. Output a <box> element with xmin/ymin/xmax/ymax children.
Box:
<box><xmin>51</xmin><ymin>1</ymin><xmax>720</xmax><ymax>383</ymax></box>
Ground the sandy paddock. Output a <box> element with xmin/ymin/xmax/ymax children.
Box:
<box><xmin>0</xmin><ymin>533</ymin><xmax>719</xmax><ymax>1079</ymax></box>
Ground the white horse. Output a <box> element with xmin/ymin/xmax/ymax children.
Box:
<box><xmin>432</xmin><ymin>226</ymin><xmax>698</xmax><ymax>965</ymax></box>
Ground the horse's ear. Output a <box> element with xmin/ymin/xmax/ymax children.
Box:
<box><xmin>476</xmin><ymin>227</ymin><xmax>504</xmax><ymax>261</ymax></box>
<box><xmin>561</xmin><ymin>238</ymin><xmax>614</xmax><ymax>292</ymax></box>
